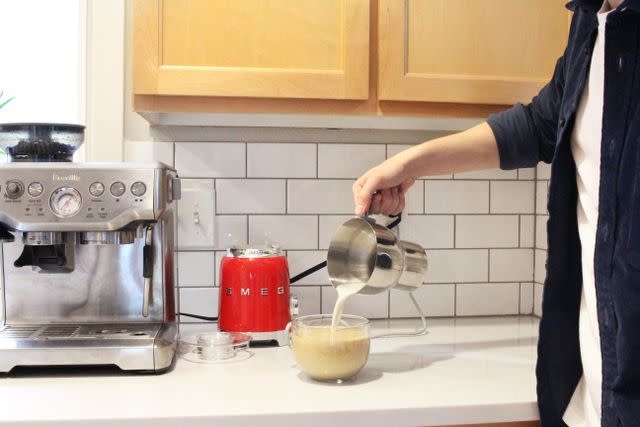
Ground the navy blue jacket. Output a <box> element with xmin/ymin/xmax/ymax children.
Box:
<box><xmin>487</xmin><ymin>1</ymin><xmax>640</xmax><ymax>425</ymax></box>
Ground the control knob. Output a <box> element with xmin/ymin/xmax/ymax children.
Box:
<box><xmin>5</xmin><ymin>180</ymin><xmax>24</xmax><ymax>199</ymax></box>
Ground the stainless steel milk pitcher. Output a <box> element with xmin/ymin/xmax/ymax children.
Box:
<box><xmin>327</xmin><ymin>217</ymin><xmax>428</xmax><ymax>295</ymax></box>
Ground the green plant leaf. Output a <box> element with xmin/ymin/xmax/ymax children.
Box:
<box><xmin>0</xmin><ymin>96</ymin><xmax>15</xmax><ymax>111</ymax></box>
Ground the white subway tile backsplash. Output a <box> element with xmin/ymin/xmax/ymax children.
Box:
<box><xmin>534</xmin><ymin>283</ymin><xmax>544</xmax><ymax>317</ymax></box>
<box><xmin>318</xmin><ymin>215</ymin><xmax>352</xmax><ymax>249</ymax></box>
<box><xmin>214</xmin><ymin>215</ymin><xmax>247</xmax><ymax>249</ymax></box>
<box><xmin>217</xmin><ymin>179</ymin><xmax>285</xmax><ymax>214</ymax></box>
<box><xmin>175</xmin><ymin>143</ymin><xmax>245</xmax><ymax>178</ymax></box>
<box><xmin>179</xmin><ymin>288</ymin><xmax>219</xmax><ymax>322</ymax></box>
<box><xmin>535</xmin><ymin>249</ymin><xmax>547</xmax><ymax>284</ymax></box>
<box><xmin>454</xmin><ymin>168</ymin><xmax>517</xmax><ymax>180</ymax></box>
<box><xmin>425</xmin><ymin>250</ymin><xmax>488</xmax><ymax>283</ymax></box>
<box><xmin>456</xmin><ymin>215</ymin><xmax>519</xmax><ymax>248</ymax></box>
<box><xmin>405</xmin><ymin>180</ymin><xmax>424</xmax><ymax>214</ymax></box>
<box><xmin>536</xmin><ymin>181</ymin><xmax>549</xmax><ymax>215</ymax></box>
<box><xmin>291</xmin><ymin>286</ymin><xmax>321</xmax><ymax>316</ymax></box>
<box><xmin>321</xmin><ymin>287</ymin><xmax>389</xmax><ymax>318</ymax></box>
<box><xmin>456</xmin><ymin>283</ymin><xmax>520</xmax><ymax>316</ymax></box>
<box><xmin>400</xmin><ymin>215</ymin><xmax>454</xmax><ymax>249</ymax></box>
<box><xmin>178</xmin><ymin>252</ymin><xmax>215</xmax><ymax>287</ymax></box>
<box><xmin>288</xmin><ymin>180</ymin><xmax>354</xmax><ymax>214</ymax></box>
<box><xmin>536</xmin><ymin>215</ymin><xmax>548</xmax><ymax>250</ymax></box>
<box><xmin>167</xmin><ymin>139</ymin><xmax>549</xmax><ymax>320</ymax></box>
<box><xmin>249</xmin><ymin>215</ymin><xmax>317</xmax><ymax>250</ymax></box>
<box><xmin>490</xmin><ymin>181</ymin><xmax>535</xmax><ymax>214</ymax></box>
<box><xmin>124</xmin><ymin>141</ymin><xmax>174</xmax><ymax>165</ymax></box>
<box><xmin>247</xmin><ymin>143</ymin><xmax>316</xmax><ymax>178</ymax></box>
<box><xmin>520</xmin><ymin>215</ymin><xmax>535</xmax><ymax>248</ymax></box>
<box><xmin>425</xmin><ymin>181</ymin><xmax>489</xmax><ymax>214</ymax></box>
<box><xmin>390</xmin><ymin>285</ymin><xmax>455</xmax><ymax>318</ymax></box>
<box><xmin>215</xmin><ymin>251</ymin><xmax>225</xmax><ymax>286</ymax></box>
<box><xmin>518</xmin><ymin>168</ymin><xmax>536</xmax><ymax>180</ymax></box>
<box><xmin>287</xmin><ymin>251</ymin><xmax>329</xmax><ymax>285</ymax></box>
<box><xmin>489</xmin><ymin>249</ymin><xmax>534</xmax><ymax>282</ymax></box>
<box><xmin>520</xmin><ymin>283</ymin><xmax>534</xmax><ymax>315</ymax></box>
<box><xmin>318</xmin><ymin>144</ymin><xmax>385</xmax><ymax>178</ymax></box>
<box><xmin>537</xmin><ymin>163</ymin><xmax>551</xmax><ymax>180</ymax></box>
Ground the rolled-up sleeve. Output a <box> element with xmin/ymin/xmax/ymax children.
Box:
<box><xmin>487</xmin><ymin>56</ymin><xmax>565</xmax><ymax>170</ymax></box>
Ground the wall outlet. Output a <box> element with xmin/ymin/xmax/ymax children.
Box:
<box><xmin>177</xmin><ymin>179</ymin><xmax>215</xmax><ymax>250</ymax></box>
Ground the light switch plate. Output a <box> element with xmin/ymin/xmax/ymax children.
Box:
<box><xmin>177</xmin><ymin>179</ymin><xmax>215</xmax><ymax>250</ymax></box>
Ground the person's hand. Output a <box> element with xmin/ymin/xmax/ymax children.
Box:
<box><xmin>352</xmin><ymin>156</ymin><xmax>416</xmax><ymax>217</ymax></box>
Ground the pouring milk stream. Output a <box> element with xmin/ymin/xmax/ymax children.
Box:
<box><xmin>327</xmin><ymin>215</ymin><xmax>427</xmax><ymax>340</ymax></box>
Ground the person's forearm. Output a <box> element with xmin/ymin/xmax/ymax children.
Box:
<box><xmin>395</xmin><ymin>122</ymin><xmax>500</xmax><ymax>179</ymax></box>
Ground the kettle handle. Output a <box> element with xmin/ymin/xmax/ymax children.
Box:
<box><xmin>363</xmin><ymin>211</ymin><xmax>402</xmax><ymax>229</ymax></box>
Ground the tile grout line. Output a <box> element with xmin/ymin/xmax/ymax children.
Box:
<box><xmin>453</xmin><ymin>214</ymin><xmax>457</xmax><ymax>249</ymax></box>
<box><xmin>285</xmin><ymin>179</ymin><xmax>288</xmax><ymax>214</ymax></box>
<box><xmin>518</xmin><ymin>215</ymin><xmax>522</xmax><ymax>248</ymax></box>
<box><xmin>316</xmin><ymin>144</ymin><xmax>319</xmax><ymax>179</ymax></box>
<box><xmin>454</xmin><ymin>283</ymin><xmax>457</xmax><ymax>316</ymax></box>
<box><xmin>487</xmin><ymin>248</ymin><xmax>491</xmax><ymax>283</ymax></box>
<box><xmin>423</xmin><ymin>181</ymin><xmax>427</xmax><ymax>214</ymax></box>
<box><xmin>518</xmin><ymin>282</ymin><xmax>522</xmax><ymax>314</ymax></box>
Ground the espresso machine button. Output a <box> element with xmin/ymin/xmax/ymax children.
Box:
<box><xmin>27</xmin><ymin>182</ymin><xmax>43</xmax><ymax>197</ymax></box>
<box><xmin>6</xmin><ymin>180</ymin><xmax>24</xmax><ymax>198</ymax></box>
<box><xmin>110</xmin><ymin>181</ymin><xmax>126</xmax><ymax>197</ymax></box>
<box><xmin>131</xmin><ymin>181</ymin><xmax>147</xmax><ymax>197</ymax></box>
<box><xmin>89</xmin><ymin>182</ymin><xmax>105</xmax><ymax>197</ymax></box>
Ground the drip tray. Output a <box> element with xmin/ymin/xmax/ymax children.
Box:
<box><xmin>0</xmin><ymin>322</ymin><xmax>176</xmax><ymax>373</ymax></box>
<box><xmin>0</xmin><ymin>323</ymin><xmax>160</xmax><ymax>341</ymax></box>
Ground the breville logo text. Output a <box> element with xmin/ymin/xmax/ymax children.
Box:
<box><xmin>53</xmin><ymin>173</ymin><xmax>80</xmax><ymax>182</ymax></box>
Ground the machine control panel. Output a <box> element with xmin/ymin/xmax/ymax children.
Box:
<box><xmin>0</xmin><ymin>163</ymin><xmax>176</xmax><ymax>230</ymax></box>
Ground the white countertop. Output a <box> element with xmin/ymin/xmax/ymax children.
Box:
<box><xmin>0</xmin><ymin>316</ymin><xmax>540</xmax><ymax>427</ymax></box>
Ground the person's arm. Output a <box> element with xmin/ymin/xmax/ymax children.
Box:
<box><xmin>354</xmin><ymin>54</ymin><xmax>567</xmax><ymax>217</ymax></box>
<box><xmin>352</xmin><ymin>122</ymin><xmax>499</xmax><ymax>216</ymax></box>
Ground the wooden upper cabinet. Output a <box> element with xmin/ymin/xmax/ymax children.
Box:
<box><xmin>134</xmin><ymin>0</ymin><xmax>370</xmax><ymax>99</ymax></box>
<box><xmin>378</xmin><ymin>0</ymin><xmax>570</xmax><ymax>105</ymax></box>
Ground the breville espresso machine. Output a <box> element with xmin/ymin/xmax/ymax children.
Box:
<box><xmin>0</xmin><ymin>123</ymin><xmax>180</xmax><ymax>373</ymax></box>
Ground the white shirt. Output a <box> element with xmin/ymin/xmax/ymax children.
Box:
<box><xmin>563</xmin><ymin>2</ymin><xmax>612</xmax><ymax>426</ymax></box>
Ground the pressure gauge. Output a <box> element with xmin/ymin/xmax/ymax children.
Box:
<box><xmin>50</xmin><ymin>187</ymin><xmax>82</xmax><ymax>218</ymax></box>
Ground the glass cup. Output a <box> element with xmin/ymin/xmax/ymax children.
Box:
<box><xmin>290</xmin><ymin>314</ymin><xmax>370</xmax><ymax>383</ymax></box>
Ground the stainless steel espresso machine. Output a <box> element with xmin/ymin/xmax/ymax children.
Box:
<box><xmin>0</xmin><ymin>123</ymin><xmax>180</xmax><ymax>373</ymax></box>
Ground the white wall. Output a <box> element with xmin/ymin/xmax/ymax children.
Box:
<box><xmin>0</xmin><ymin>0</ymin><xmax>86</xmax><ymax>125</ymax></box>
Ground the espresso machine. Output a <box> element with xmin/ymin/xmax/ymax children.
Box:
<box><xmin>0</xmin><ymin>123</ymin><xmax>180</xmax><ymax>373</ymax></box>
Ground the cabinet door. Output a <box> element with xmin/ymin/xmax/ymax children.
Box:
<box><xmin>134</xmin><ymin>0</ymin><xmax>369</xmax><ymax>100</ymax></box>
<box><xmin>378</xmin><ymin>0</ymin><xmax>569</xmax><ymax>105</ymax></box>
